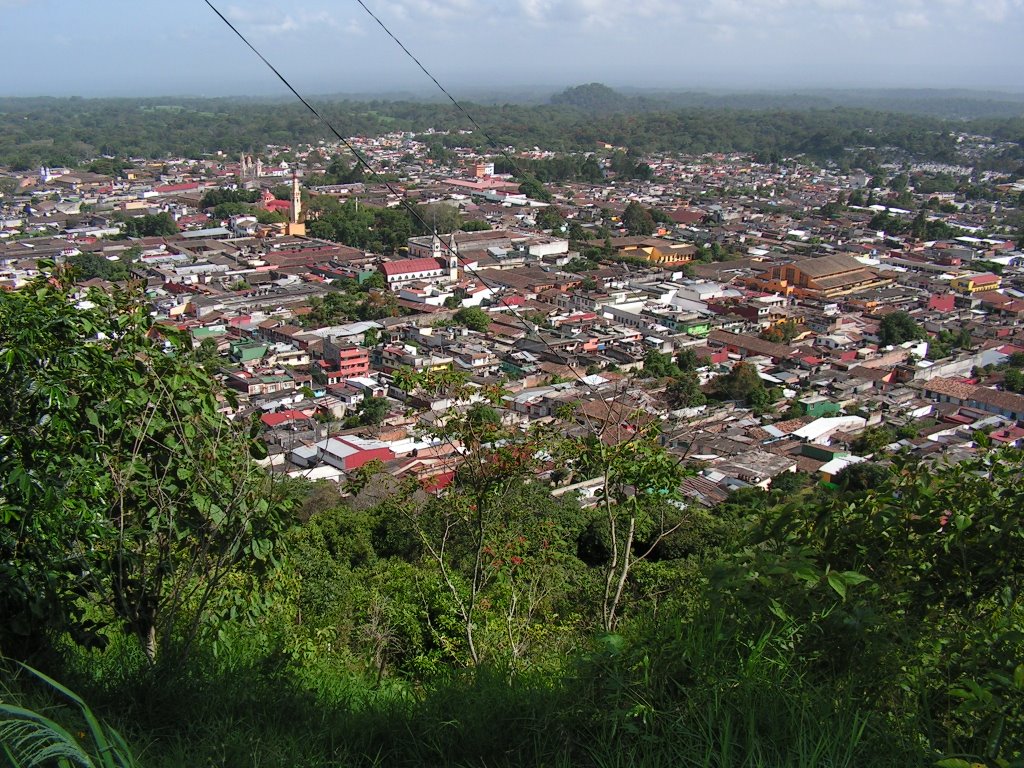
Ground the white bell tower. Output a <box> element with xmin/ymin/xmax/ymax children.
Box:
<box><xmin>447</xmin><ymin>232</ymin><xmax>459</xmax><ymax>281</ymax></box>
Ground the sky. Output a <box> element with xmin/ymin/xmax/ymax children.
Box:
<box><xmin>1</xmin><ymin>0</ymin><xmax>1023</xmax><ymax>97</ymax></box>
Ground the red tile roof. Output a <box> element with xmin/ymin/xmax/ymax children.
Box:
<box><xmin>381</xmin><ymin>257</ymin><xmax>445</xmax><ymax>276</ymax></box>
<box><xmin>260</xmin><ymin>409</ymin><xmax>311</xmax><ymax>428</ymax></box>
<box><xmin>972</xmin><ymin>273</ymin><xmax>1001</xmax><ymax>284</ymax></box>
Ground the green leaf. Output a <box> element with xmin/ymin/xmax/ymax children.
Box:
<box><xmin>840</xmin><ymin>570</ymin><xmax>870</xmax><ymax>585</ymax></box>
<box><xmin>768</xmin><ymin>598</ymin><xmax>789</xmax><ymax>621</ymax></box>
<box><xmin>935</xmin><ymin>760</ymin><xmax>974</xmax><ymax>768</ymax></box>
<box><xmin>826</xmin><ymin>571</ymin><xmax>847</xmax><ymax>600</ymax></box>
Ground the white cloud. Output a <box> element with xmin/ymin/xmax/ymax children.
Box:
<box><xmin>710</xmin><ymin>23</ymin><xmax>738</xmax><ymax>42</ymax></box>
<box><xmin>892</xmin><ymin>11</ymin><xmax>929</xmax><ymax>27</ymax></box>
<box><xmin>225</xmin><ymin>3</ymin><xmax>343</xmax><ymax>36</ymax></box>
<box><xmin>382</xmin><ymin>0</ymin><xmax>476</xmax><ymax>21</ymax></box>
<box><xmin>345</xmin><ymin>18</ymin><xmax>367</xmax><ymax>36</ymax></box>
<box><xmin>973</xmin><ymin>0</ymin><xmax>1024</xmax><ymax>21</ymax></box>
<box><xmin>375</xmin><ymin>0</ymin><xmax>1021</xmax><ymax>33</ymax></box>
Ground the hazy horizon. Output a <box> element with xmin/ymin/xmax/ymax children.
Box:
<box><xmin>3</xmin><ymin>84</ymin><xmax>1024</xmax><ymax>102</ymax></box>
<box><xmin>1</xmin><ymin>0</ymin><xmax>1022</xmax><ymax>98</ymax></box>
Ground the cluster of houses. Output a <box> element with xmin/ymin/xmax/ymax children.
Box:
<box><xmin>3</xmin><ymin>130</ymin><xmax>1024</xmax><ymax>506</ymax></box>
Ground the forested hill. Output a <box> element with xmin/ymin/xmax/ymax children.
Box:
<box><xmin>2</xmin><ymin>92</ymin><xmax>1023</xmax><ymax>171</ymax></box>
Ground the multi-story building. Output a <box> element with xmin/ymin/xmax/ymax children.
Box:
<box><xmin>950</xmin><ymin>272</ymin><xmax>1002</xmax><ymax>294</ymax></box>
<box><xmin>313</xmin><ymin>338</ymin><xmax>371</xmax><ymax>385</ymax></box>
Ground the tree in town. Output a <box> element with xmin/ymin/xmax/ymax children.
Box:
<box><xmin>362</xmin><ymin>326</ymin><xmax>380</xmax><ymax>348</ymax></box>
<box><xmin>67</xmin><ymin>252</ymin><xmax>131</xmax><ymax>282</ymax></box>
<box><xmin>358</xmin><ymin>289</ymin><xmax>399</xmax><ymax>322</ymax></box>
<box><xmin>0</xmin><ymin>176</ymin><xmax>19</xmax><ymax>198</ymax></box>
<box><xmin>357</xmin><ymin>396</ymin><xmax>390</xmax><ymax>426</ymax></box>
<box><xmin>760</xmin><ymin>319</ymin><xmax>800</xmax><ymax>344</ymax></box>
<box><xmin>193</xmin><ymin>336</ymin><xmax>221</xmax><ymax>374</ymax></box>
<box><xmin>711</xmin><ymin>362</ymin><xmax>767</xmax><ymax>406</ymax></box>
<box><xmin>119</xmin><ymin>212</ymin><xmax>178</xmax><ymax>238</ymax></box>
<box><xmin>1004</xmin><ymin>367</ymin><xmax>1024</xmax><ymax>394</ymax></box>
<box><xmin>413</xmin><ymin>202</ymin><xmax>463</xmax><ymax>236</ymax></box>
<box><xmin>878</xmin><ymin>311</ymin><xmax>924</xmax><ymax>346</ymax></box>
<box><xmin>453</xmin><ymin>306</ymin><xmax>491</xmax><ymax>333</ymax></box>
<box><xmin>640</xmin><ymin>349</ymin><xmax>682</xmax><ymax>378</ymax></box>
<box><xmin>622</xmin><ymin>201</ymin><xmax>656</xmax><ymax>236</ymax></box>
<box><xmin>667</xmin><ymin>372</ymin><xmax>707</xmax><ymax>409</ymax></box>
<box><xmin>851</xmin><ymin>426</ymin><xmax>897</xmax><ymax>456</ymax></box>
<box><xmin>535</xmin><ymin>205</ymin><xmax>564</xmax><ymax>231</ymax></box>
<box><xmin>199</xmin><ymin>188</ymin><xmax>260</xmax><ymax>208</ymax></box>
<box><xmin>675</xmin><ymin>347</ymin><xmax>702</xmax><ymax>372</ymax></box>
<box><xmin>518</xmin><ymin>177</ymin><xmax>552</xmax><ymax>203</ymax></box>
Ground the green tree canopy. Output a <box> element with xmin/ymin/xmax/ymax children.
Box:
<box><xmin>640</xmin><ymin>350</ymin><xmax>682</xmax><ymax>378</ymax></box>
<box><xmin>518</xmin><ymin>178</ymin><xmax>552</xmax><ymax>203</ymax></box>
<box><xmin>622</xmin><ymin>201</ymin><xmax>656</xmax><ymax>236</ymax></box>
<box><xmin>357</xmin><ymin>396</ymin><xmax>390</xmax><ymax>426</ymax></box>
<box><xmin>878</xmin><ymin>310</ymin><xmax>924</xmax><ymax>346</ymax></box>
<box><xmin>119</xmin><ymin>212</ymin><xmax>178</xmax><ymax>238</ymax></box>
<box><xmin>534</xmin><ymin>205</ymin><xmax>564</xmax><ymax>231</ymax></box>
<box><xmin>760</xmin><ymin>319</ymin><xmax>800</xmax><ymax>344</ymax></box>
<box><xmin>711</xmin><ymin>361</ymin><xmax>766</xmax><ymax>405</ymax></box>
<box><xmin>199</xmin><ymin>188</ymin><xmax>260</xmax><ymax>208</ymax></box>
<box><xmin>453</xmin><ymin>306</ymin><xmax>491</xmax><ymax>333</ymax></box>
<box><xmin>667</xmin><ymin>372</ymin><xmax>707</xmax><ymax>408</ymax></box>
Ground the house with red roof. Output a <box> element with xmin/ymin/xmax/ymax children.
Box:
<box><xmin>927</xmin><ymin>293</ymin><xmax>956</xmax><ymax>312</ymax></box>
<box><xmin>260</xmin><ymin>409</ymin><xmax>312</xmax><ymax>429</ymax></box>
<box><xmin>950</xmin><ymin>273</ymin><xmax>1001</xmax><ymax>294</ymax></box>
<box><xmin>154</xmin><ymin>182</ymin><xmax>207</xmax><ymax>194</ymax></box>
<box><xmin>289</xmin><ymin>436</ymin><xmax>395</xmax><ymax>472</ymax></box>
<box><xmin>990</xmin><ymin>425</ymin><xmax>1024</xmax><ymax>447</ymax></box>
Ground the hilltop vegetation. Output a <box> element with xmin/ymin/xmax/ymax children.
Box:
<box><xmin>1</xmin><ymin>271</ymin><xmax>1023</xmax><ymax>767</ymax></box>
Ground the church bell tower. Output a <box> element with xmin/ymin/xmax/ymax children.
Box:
<box><xmin>286</xmin><ymin>170</ymin><xmax>306</xmax><ymax>237</ymax></box>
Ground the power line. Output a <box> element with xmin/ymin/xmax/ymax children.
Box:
<box><xmin>347</xmin><ymin>0</ymin><xmax>610</xmax><ymax>402</ymax></box>
<box><xmin>203</xmin><ymin>0</ymin><xmax>606</xmax><ymax>404</ymax></box>
<box><xmin>352</xmin><ymin>0</ymin><xmax>541</xmax><ymax>185</ymax></box>
<box><xmin>203</xmin><ymin>7</ymin><xmax>673</xmax><ymax>491</ymax></box>
<box><xmin>201</xmin><ymin>6</ymin><xmax>665</xmax><ymax>501</ymax></box>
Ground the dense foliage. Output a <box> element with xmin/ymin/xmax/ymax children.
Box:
<box><xmin>304</xmin><ymin>196</ymin><xmax>462</xmax><ymax>254</ymax></box>
<box><xmin>0</xmin><ymin>271</ymin><xmax>290</xmax><ymax>662</ymax></box>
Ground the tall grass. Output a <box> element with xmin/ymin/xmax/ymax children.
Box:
<box><xmin>0</xmin><ymin>664</ymin><xmax>140</xmax><ymax>768</ymax></box>
<box><xmin>7</xmin><ymin>611</ymin><xmax>928</xmax><ymax>768</ymax></box>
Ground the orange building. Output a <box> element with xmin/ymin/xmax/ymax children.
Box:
<box><xmin>768</xmin><ymin>255</ymin><xmax>891</xmax><ymax>298</ymax></box>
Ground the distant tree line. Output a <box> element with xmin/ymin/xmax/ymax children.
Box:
<box><xmin>1</xmin><ymin>96</ymin><xmax>1021</xmax><ymax>173</ymax></box>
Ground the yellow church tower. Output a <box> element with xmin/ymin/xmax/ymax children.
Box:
<box><xmin>286</xmin><ymin>170</ymin><xmax>306</xmax><ymax>237</ymax></box>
